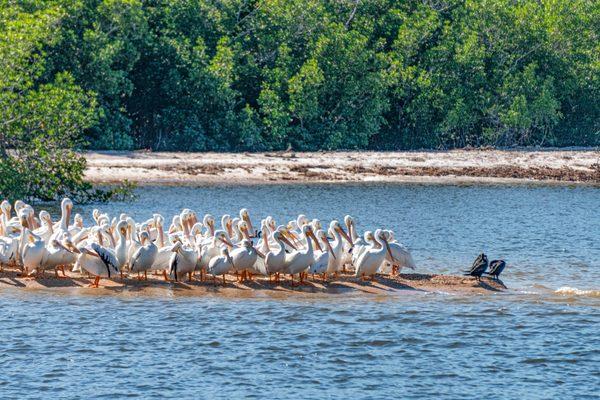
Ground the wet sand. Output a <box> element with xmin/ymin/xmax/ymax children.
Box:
<box><xmin>0</xmin><ymin>268</ymin><xmax>506</xmax><ymax>297</ymax></box>
<box><xmin>85</xmin><ymin>148</ymin><xmax>600</xmax><ymax>186</ymax></box>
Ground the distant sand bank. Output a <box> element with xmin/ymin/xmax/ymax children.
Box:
<box><xmin>84</xmin><ymin>148</ymin><xmax>600</xmax><ymax>186</ymax></box>
<box><xmin>0</xmin><ymin>269</ymin><xmax>506</xmax><ymax>297</ymax></box>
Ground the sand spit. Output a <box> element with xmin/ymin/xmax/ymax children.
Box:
<box><xmin>0</xmin><ymin>268</ymin><xmax>506</xmax><ymax>297</ymax></box>
<box><xmin>84</xmin><ymin>148</ymin><xmax>600</xmax><ymax>186</ymax></box>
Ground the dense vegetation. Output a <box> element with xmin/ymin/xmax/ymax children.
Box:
<box><xmin>0</xmin><ymin>0</ymin><xmax>598</xmax><ymax>199</ymax></box>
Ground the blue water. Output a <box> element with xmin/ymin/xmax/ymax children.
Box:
<box><xmin>0</xmin><ymin>184</ymin><xmax>598</xmax><ymax>399</ymax></box>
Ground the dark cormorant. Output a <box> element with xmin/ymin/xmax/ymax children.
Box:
<box><xmin>465</xmin><ymin>253</ymin><xmax>488</xmax><ymax>280</ymax></box>
<box><xmin>486</xmin><ymin>260</ymin><xmax>506</xmax><ymax>280</ymax></box>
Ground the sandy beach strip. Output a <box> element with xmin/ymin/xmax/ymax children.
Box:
<box><xmin>84</xmin><ymin>148</ymin><xmax>600</xmax><ymax>186</ymax></box>
<box><xmin>0</xmin><ymin>269</ymin><xmax>506</xmax><ymax>297</ymax></box>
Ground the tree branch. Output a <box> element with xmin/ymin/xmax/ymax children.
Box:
<box><xmin>345</xmin><ymin>0</ymin><xmax>360</xmax><ymax>29</ymax></box>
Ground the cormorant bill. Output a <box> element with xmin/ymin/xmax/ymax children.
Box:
<box><xmin>464</xmin><ymin>253</ymin><xmax>488</xmax><ymax>281</ymax></box>
<box><xmin>486</xmin><ymin>260</ymin><xmax>506</xmax><ymax>280</ymax></box>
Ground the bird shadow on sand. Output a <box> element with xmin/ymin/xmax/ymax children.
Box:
<box><xmin>0</xmin><ymin>269</ymin><xmax>506</xmax><ymax>294</ymax></box>
<box><xmin>0</xmin><ymin>270</ymin><xmax>89</xmax><ymax>288</ymax></box>
<box><xmin>0</xmin><ymin>276</ymin><xmax>26</xmax><ymax>288</ymax></box>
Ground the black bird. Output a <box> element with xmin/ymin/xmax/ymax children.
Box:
<box><xmin>464</xmin><ymin>253</ymin><xmax>488</xmax><ymax>281</ymax></box>
<box><xmin>486</xmin><ymin>260</ymin><xmax>506</xmax><ymax>280</ymax></box>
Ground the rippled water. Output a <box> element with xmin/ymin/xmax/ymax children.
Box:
<box><xmin>1</xmin><ymin>183</ymin><xmax>598</xmax><ymax>398</ymax></box>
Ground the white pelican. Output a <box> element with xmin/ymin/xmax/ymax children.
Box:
<box><xmin>311</xmin><ymin>218</ymin><xmax>322</xmax><ymax>232</ymax></box>
<box><xmin>198</xmin><ymin>230</ymin><xmax>233</xmax><ymax>277</ymax></box>
<box><xmin>0</xmin><ymin>229</ymin><xmax>19</xmax><ymax>269</ymax></box>
<box><xmin>168</xmin><ymin>215</ymin><xmax>182</xmax><ymax>235</ymax></box>
<box><xmin>42</xmin><ymin>235</ymin><xmax>78</xmax><ymax>277</ymax></box>
<box><xmin>1</xmin><ymin>201</ymin><xmax>22</xmax><ymax>236</ymax></box>
<box><xmin>352</xmin><ymin>231</ymin><xmax>373</xmax><ymax>267</ymax></box>
<box><xmin>23</xmin><ymin>204</ymin><xmax>38</xmax><ymax>230</ymax></box>
<box><xmin>149</xmin><ymin>215</ymin><xmax>176</xmax><ymax>272</ymax></box>
<box><xmin>221</xmin><ymin>214</ymin><xmax>233</xmax><ymax>238</ymax></box>
<box><xmin>202</xmin><ymin>214</ymin><xmax>216</xmax><ymax>237</ymax></box>
<box><xmin>34</xmin><ymin>210</ymin><xmax>54</xmax><ymax>242</ymax></box>
<box><xmin>152</xmin><ymin>214</ymin><xmax>167</xmax><ymax>247</ymax></box>
<box><xmin>75</xmin><ymin>242</ymin><xmax>120</xmax><ymax>287</ymax></box>
<box><xmin>355</xmin><ymin>229</ymin><xmax>395</xmax><ymax>280</ymax></box>
<box><xmin>167</xmin><ymin>241</ymin><xmax>199</xmax><ymax>282</ymax></box>
<box><xmin>343</xmin><ymin>215</ymin><xmax>360</xmax><ymax>268</ymax></box>
<box><xmin>230</xmin><ymin>219</ymin><xmax>245</xmax><ymax>244</ymax></box>
<box><xmin>21</xmin><ymin>224</ymin><xmax>46</xmax><ymax>277</ymax></box>
<box><xmin>326</xmin><ymin>220</ymin><xmax>353</xmax><ymax>275</ymax></box>
<box><xmin>284</xmin><ymin>225</ymin><xmax>318</xmax><ymax>285</ymax></box>
<box><xmin>253</xmin><ymin>220</ymin><xmax>270</xmax><ymax>276</ymax></box>
<box><xmin>0</xmin><ymin>200</ymin><xmax>11</xmax><ymax>221</ymax></box>
<box><xmin>69</xmin><ymin>213</ymin><xmax>84</xmax><ymax>235</ymax></box>
<box><xmin>113</xmin><ymin>220</ymin><xmax>129</xmax><ymax>274</ymax></box>
<box><xmin>230</xmin><ymin>239</ymin><xmax>265</xmax><ymax>282</ymax></box>
<box><xmin>308</xmin><ymin>229</ymin><xmax>336</xmax><ymax>280</ymax></box>
<box><xmin>207</xmin><ymin>247</ymin><xmax>234</xmax><ymax>285</ymax></box>
<box><xmin>129</xmin><ymin>231</ymin><xmax>158</xmax><ymax>280</ymax></box>
<box><xmin>126</xmin><ymin>218</ymin><xmax>143</xmax><ymax>266</ymax></box>
<box><xmin>239</xmin><ymin>208</ymin><xmax>255</xmax><ymax>237</ymax></box>
<box><xmin>50</xmin><ymin>198</ymin><xmax>73</xmax><ymax>241</ymax></box>
<box><xmin>264</xmin><ymin>230</ymin><xmax>295</xmax><ymax>282</ymax></box>
<box><xmin>379</xmin><ymin>230</ymin><xmax>416</xmax><ymax>274</ymax></box>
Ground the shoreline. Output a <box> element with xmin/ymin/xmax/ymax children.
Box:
<box><xmin>84</xmin><ymin>149</ymin><xmax>600</xmax><ymax>186</ymax></box>
<box><xmin>0</xmin><ymin>269</ymin><xmax>506</xmax><ymax>297</ymax></box>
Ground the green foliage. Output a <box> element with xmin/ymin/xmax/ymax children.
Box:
<box><xmin>0</xmin><ymin>3</ymin><xmax>135</xmax><ymax>202</ymax></box>
<box><xmin>2</xmin><ymin>0</ymin><xmax>599</xmax><ymax>166</ymax></box>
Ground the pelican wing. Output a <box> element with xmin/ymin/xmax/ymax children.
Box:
<box><xmin>168</xmin><ymin>252</ymin><xmax>179</xmax><ymax>281</ymax></box>
<box><xmin>130</xmin><ymin>246</ymin><xmax>144</xmax><ymax>272</ymax></box>
<box><xmin>91</xmin><ymin>243</ymin><xmax>119</xmax><ymax>277</ymax></box>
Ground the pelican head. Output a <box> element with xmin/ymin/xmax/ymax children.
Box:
<box><xmin>239</xmin><ymin>208</ymin><xmax>254</xmax><ymax>237</ymax></box>
<box><xmin>344</xmin><ymin>215</ymin><xmax>354</xmax><ymax>227</ymax></box>
<box><xmin>287</xmin><ymin>220</ymin><xmax>298</xmax><ymax>231</ymax></box>
<box><xmin>169</xmin><ymin>215</ymin><xmax>182</xmax><ymax>234</ymax></box>
<box><xmin>344</xmin><ymin>215</ymin><xmax>355</xmax><ymax>237</ymax></box>
<box><xmin>267</xmin><ymin>216</ymin><xmax>276</xmax><ymax>232</ymax></box>
<box><xmin>330</xmin><ymin>220</ymin><xmax>353</xmax><ymax>245</ymax></box>
<box><xmin>61</xmin><ymin>198</ymin><xmax>73</xmax><ymax>211</ymax></box>
<box><xmin>383</xmin><ymin>230</ymin><xmax>395</xmax><ymax>242</ymax></box>
<box><xmin>303</xmin><ymin>224</ymin><xmax>317</xmax><ymax>241</ymax></box>
<box><xmin>14</xmin><ymin>200</ymin><xmax>25</xmax><ymax>213</ymax></box>
<box><xmin>188</xmin><ymin>210</ymin><xmax>198</xmax><ymax>226</ymax></box>
<box><xmin>153</xmin><ymin>214</ymin><xmax>164</xmax><ymax>228</ymax></box>
<box><xmin>139</xmin><ymin>231</ymin><xmax>150</xmax><ymax>245</ymax></box>
<box><xmin>116</xmin><ymin>220</ymin><xmax>128</xmax><ymax>237</ymax></box>
<box><xmin>221</xmin><ymin>214</ymin><xmax>232</xmax><ymax>235</ymax></box>
<box><xmin>1</xmin><ymin>200</ymin><xmax>11</xmax><ymax>217</ymax></box>
<box><xmin>376</xmin><ymin>229</ymin><xmax>395</xmax><ymax>262</ymax></box>
<box><xmin>39</xmin><ymin>210</ymin><xmax>52</xmax><ymax>225</ymax></box>
<box><xmin>311</xmin><ymin>219</ymin><xmax>322</xmax><ymax>231</ymax></box>
<box><xmin>203</xmin><ymin>214</ymin><xmax>216</xmax><ymax>235</ymax></box>
<box><xmin>126</xmin><ymin>216</ymin><xmax>135</xmax><ymax>229</ymax></box>
<box><xmin>216</xmin><ymin>230</ymin><xmax>234</xmax><ymax>248</ymax></box>
<box><xmin>297</xmin><ymin>214</ymin><xmax>308</xmax><ymax>228</ymax></box>
<box><xmin>317</xmin><ymin>229</ymin><xmax>335</xmax><ymax>258</ymax></box>
<box><xmin>274</xmin><ymin>230</ymin><xmax>296</xmax><ymax>250</ymax></box>
<box><xmin>74</xmin><ymin>213</ymin><xmax>83</xmax><ymax>228</ymax></box>
<box><xmin>242</xmin><ymin>239</ymin><xmax>265</xmax><ymax>258</ymax></box>
<box><xmin>191</xmin><ymin>222</ymin><xmax>203</xmax><ymax>236</ymax></box>
<box><xmin>238</xmin><ymin>220</ymin><xmax>251</xmax><ymax>239</ymax></box>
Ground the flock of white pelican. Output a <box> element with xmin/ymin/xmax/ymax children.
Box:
<box><xmin>0</xmin><ymin>198</ymin><xmax>416</xmax><ymax>288</ymax></box>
